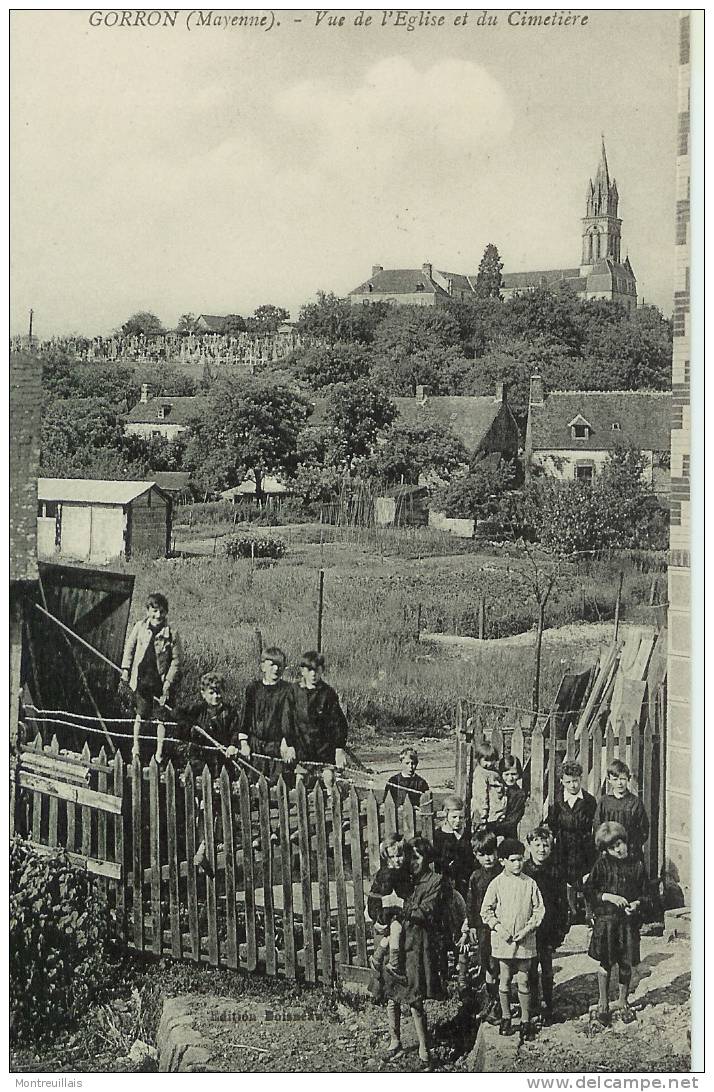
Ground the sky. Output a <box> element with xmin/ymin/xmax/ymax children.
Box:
<box><xmin>10</xmin><ymin>9</ymin><xmax>679</xmax><ymax>337</ymax></box>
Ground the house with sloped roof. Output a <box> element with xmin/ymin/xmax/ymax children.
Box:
<box><xmin>37</xmin><ymin>478</ymin><xmax>172</xmax><ymax>562</ymax></box>
<box><xmin>349</xmin><ymin>140</ymin><xmax>637</xmax><ymax>312</ymax></box>
<box><xmin>525</xmin><ymin>376</ymin><xmax>671</xmax><ymax>491</ymax></box>
<box><xmin>195</xmin><ymin>314</ymin><xmax>228</xmax><ymax>333</ymax></box>
<box><xmin>308</xmin><ymin>384</ymin><xmax>519</xmax><ymax>462</ymax></box>
<box><xmin>125</xmin><ymin>387</ymin><xmax>206</xmax><ymax>441</ymax></box>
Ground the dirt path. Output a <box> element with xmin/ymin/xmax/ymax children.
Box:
<box><xmin>421</xmin><ymin>621</ymin><xmax>640</xmax><ymax>652</ymax></box>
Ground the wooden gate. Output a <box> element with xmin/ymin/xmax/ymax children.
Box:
<box><xmin>12</xmin><ymin>735</ymin><xmax>435</xmax><ymax>985</ymax></box>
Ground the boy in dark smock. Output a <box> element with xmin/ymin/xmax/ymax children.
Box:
<box><xmin>175</xmin><ymin>671</ymin><xmax>239</xmax><ymax>779</ymax></box>
<box><xmin>236</xmin><ymin>646</ymin><xmax>292</xmax><ymax>780</ymax></box>
<box><xmin>284</xmin><ymin>651</ymin><xmax>348</xmax><ymax>783</ymax></box>
<box><xmin>593</xmin><ymin>760</ymin><xmax>650</xmax><ymax>865</ymax></box>
<box><xmin>524</xmin><ymin>826</ymin><xmax>569</xmax><ymax>1023</ymax></box>
<box><xmin>384</xmin><ymin>748</ymin><xmax>430</xmax><ymax>810</ymax></box>
<box><xmin>547</xmin><ymin>760</ymin><xmax>598</xmax><ymax>921</ymax></box>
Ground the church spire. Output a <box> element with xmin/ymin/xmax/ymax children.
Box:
<box><xmin>581</xmin><ymin>137</ymin><xmax>622</xmax><ymax>266</ymax></box>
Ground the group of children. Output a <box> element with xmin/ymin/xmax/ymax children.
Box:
<box><xmin>369</xmin><ymin>749</ymin><xmax>652</xmax><ymax>1063</ymax></box>
<box><xmin>120</xmin><ymin>592</ymin><xmax>348</xmax><ymax>781</ymax></box>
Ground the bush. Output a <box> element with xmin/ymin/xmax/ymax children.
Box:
<box><xmin>10</xmin><ymin>837</ymin><xmax>120</xmax><ymax>1041</ymax></box>
<box><xmin>222</xmin><ymin>535</ymin><xmax>287</xmax><ymax>560</ymax></box>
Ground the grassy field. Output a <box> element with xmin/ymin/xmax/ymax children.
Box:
<box><xmin>120</xmin><ymin>527</ymin><xmax>662</xmax><ymax>737</ymax></box>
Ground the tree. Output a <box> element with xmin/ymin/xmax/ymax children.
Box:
<box><xmin>41</xmin><ymin>397</ymin><xmax>127</xmax><ymax>475</ymax></box>
<box><xmin>120</xmin><ymin>311</ymin><xmax>166</xmax><ymax>337</ymax></box>
<box><xmin>475</xmin><ymin>243</ymin><xmax>504</xmax><ymax>300</ymax></box>
<box><xmin>434</xmin><ymin>459</ymin><xmax>518</xmax><ymax>520</ymax></box>
<box><xmin>176</xmin><ymin>313</ymin><xmax>198</xmax><ymax>335</ymax></box>
<box><xmin>461</xmin><ymin>336</ymin><xmax>580</xmax><ymax>421</ymax></box>
<box><xmin>503</xmin><ymin>285</ymin><xmax>583</xmax><ymax>354</ymax></box>
<box><xmin>367</xmin><ymin>421</ymin><xmax>468</xmax><ymax>485</ymax></box>
<box><xmin>220</xmin><ymin>314</ymin><xmax>248</xmax><ymax>337</ymax></box>
<box><xmin>184</xmin><ymin>376</ymin><xmax>310</xmax><ymax>501</ymax></box>
<box><xmin>369</xmin><ymin>306</ymin><xmax>467</xmax><ymax>395</ymax></box>
<box><xmin>245</xmin><ymin>304</ymin><xmax>289</xmax><ymax>335</ymax></box>
<box><xmin>290</xmin><ymin>341</ymin><xmax>371</xmax><ymax>390</ymax></box>
<box><xmin>297</xmin><ymin>290</ymin><xmax>390</xmax><ymax>345</ymax></box>
<box><xmin>324</xmin><ymin>380</ymin><xmax>397</xmax><ymax>470</ymax></box>
<box><xmin>133</xmin><ymin>362</ymin><xmax>197</xmax><ymax>398</ymax></box>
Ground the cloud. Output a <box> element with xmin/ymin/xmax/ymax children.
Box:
<box><xmin>273</xmin><ymin>57</ymin><xmax>514</xmax><ymax>177</ymax></box>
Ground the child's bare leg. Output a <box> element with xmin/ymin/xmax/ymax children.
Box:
<box><xmin>499</xmin><ymin>960</ymin><xmax>513</xmax><ymax>1019</ymax></box>
<box><xmin>155</xmin><ymin>720</ymin><xmax>165</xmax><ymax>763</ymax></box>
<box><xmin>617</xmin><ymin>965</ymin><xmax>632</xmax><ymax>1008</ymax></box>
<box><xmin>597</xmin><ymin>965</ymin><xmax>611</xmax><ymax>1012</ymax></box>
<box><xmin>388</xmin><ymin>919</ymin><xmax>403</xmax><ymax>970</ymax></box>
<box><xmin>132</xmin><ymin>714</ymin><xmax>142</xmax><ymax>759</ymax></box>
<box><xmin>410</xmin><ymin>1003</ymin><xmax>429</xmax><ymax>1062</ymax></box>
<box><xmin>387</xmin><ymin>999</ymin><xmax>401</xmax><ymax>1049</ymax></box>
<box><xmin>515</xmin><ymin>964</ymin><xmax>531</xmax><ymax>1025</ymax></box>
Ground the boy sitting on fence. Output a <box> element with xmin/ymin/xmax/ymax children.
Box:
<box><xmin>235</xmin><ymin>646</ymin><xmax>293</xmax><ymax>780</ymax></box>
<box><xmin>120</xmin><ymin>592</ymin><xmax>182</xmax><ymax>763</ymax></box>
<box><xmin>283</xmin><ymin>652</ymin><xmax>348</xmax><ymax>789</ymax></box>
<box><xmin>593</xmin><ymin>760</ymin><xmax>650</xmax><ymax>866</ymax></box>
<box><xmin>384</xmin><ymin>748</ymin><xmax>429</xmax><ymax>809</ymax></box>
<box><xmin>175</xmin><ymin>671</ymin><xmax>241</xmax><ymax>871</ymax></box>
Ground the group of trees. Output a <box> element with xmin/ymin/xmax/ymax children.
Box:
<box><xmin>121</xmin><ymin>303</ymin><xmax>290</xmax><ymax>339</ymax></box>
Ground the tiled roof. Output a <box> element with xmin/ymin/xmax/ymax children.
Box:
<box><xmin>529</xmin><ymin>391</ymin><xmax>672</xmax><ymax>452</ymax></box>
<box><xmin>196</xmin><ymin>314</ymin><xmax>228</xmax><ymax>331</ymax></box>
<box><xmin>349</xmin><ymin>269</ymin><xmax>450</xmax><ymax>297</ymax></box>
<box><xmin>151</xmin><ymin>471</ymin><xmax>191</xmax><ymax>492</ymax></box>
<box><xmin>501</xmin><ymin>268</ymin><xmax>581</xmax><ymax>288</ymax></box>
<box><xmin>221</xmin><ymin>474</ymin><xmax>291</xmax><ymax>497</ymax></box>
<box><xmin>308</xmin><ymin>393</ymin><xmax>512</xmax><ymax>453</ymax></box>
<box><xmin>38</xmin><ymin>478</ymin><xmax>160</xmax><ymax>505</ymax></box>
<box><xmin>394</xmin><ymin>396</ymin><xmax>511</xmax><ymax>453</ymax></box>
<box><xmin>10</xmin><ymin>353</ymin><xmax>42</xmax><ymax>583</ymax></box>
<box><xmin>126</xmin><ymin>395</ymin><xmax>206</xmax><ymax>424</ymax></box>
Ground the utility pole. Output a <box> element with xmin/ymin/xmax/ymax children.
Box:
<box><xmin>28</xmin><ymin>308</ymin><xmax>34</xmax><ymax>346</ymax></box>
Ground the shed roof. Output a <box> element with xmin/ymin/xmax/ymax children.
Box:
<box><xmin>529</xmin><ymin>391</ymin><xmax>672</xmax><ymax>452</ymax></box>
<box><xmin>126</xmin><ymin>395</ymin><xmax>206</xmax><ymax>424</ymax></box>
<box><xmin>221</xmin><ymin>473</ymin><xmax>292</xmax><ymax>498</ymax></box>
<box><xmin>151</xmin><ymin>471</ymin><xmax>191</xmax><ymax>492</ymax></box>
<box><xmin>38</xmin><ymin>478</ymin><xmax>160</xmax><ymax>505</ymax></box>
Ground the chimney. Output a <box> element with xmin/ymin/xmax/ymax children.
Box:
<box><xmin>372</xmin><ymin>264</ymin><xmax>384</xmax><ymax>277</ymax></box>
<box><xmin>422</xmin><ymin>262</ymin><xmax>432</xmax><ymax>279</ymax></box>
<box><xmin>415</xmin><ymin>385</ymin><xmax>429</xmax><ymax>403</ymax></box>
<box><xmin>140</xmin><ymin>383</ymin><xmax>150</xmax><ymax>404</ymax></box>
<box><xmin>529</xmin><ymin>375</ymin><xmax>545</xmax><ymax>406</ymax></box>
<box><xmin>494</xmin><ymin>381</ymin><xmax>507</xmax><ymax>404</ymax></box>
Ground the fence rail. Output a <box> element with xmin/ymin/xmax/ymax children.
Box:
<box><xmin>12</xmin><ymin>735</ymin><xmax>437</xmax><ymax>983</ymax></box>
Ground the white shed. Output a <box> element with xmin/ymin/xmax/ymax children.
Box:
<box><xmin>37</xmin><ymin>479</ymin><xmax>171</xmax><ymax>563</ymax></box>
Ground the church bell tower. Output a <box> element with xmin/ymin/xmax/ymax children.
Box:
<box><xmin>581</xmin><ymin>137</ymin><xmax>622</xmax><ymax>271</ymax></box>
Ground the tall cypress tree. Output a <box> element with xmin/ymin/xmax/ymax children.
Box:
<box><xmin>475</xmin><ymin>243</ymin><xmax>504</xmax><ymax>299</ymax></box>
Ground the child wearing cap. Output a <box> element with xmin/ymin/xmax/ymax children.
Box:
<box><xmin>236</xmin><ymin>647</ymin><xmax>293</xmax><ymax>779</ymax></box>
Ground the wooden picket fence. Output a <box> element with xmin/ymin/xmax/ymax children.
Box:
<box><xmin>453</xmin><ymin>682</ymin><xmax>667</xmax><ymax>879</ymax></box>
<box><xmin>11</xmin><ymin>735</ymin><xmax>437</xmax><ymax>986</ymax></box>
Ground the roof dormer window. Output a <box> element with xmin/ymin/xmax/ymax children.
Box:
<box><xmin>611</xmin><ymin>422</ymin><xmax>621</xmax><ymax>431</ymax></box>
<box><xmin>157</xmin><ymin>403</ymin><xmax>172</xmax><ymax>420</ymax></box>
<box><xmin>568</xmin><ymin>413</ymin><xmax>592</xmax><ymax>441</ymax></box>
<box><xmin>415</xmin><ymin>283</ymin><xmax>424</xmax><ymax>292</ymax></box>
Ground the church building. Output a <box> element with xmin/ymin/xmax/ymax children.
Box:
<box><xmin>348</xmin><ymin>141</ymin><xmax>637</xmax><ymax>311</ymax></box>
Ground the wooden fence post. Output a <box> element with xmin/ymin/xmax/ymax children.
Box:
<box><xmin>349</xmin><ymin>786</ymin><xmax>368</xmax><ymax>968</ymax></box>
<box><xmin>277</xmin><ymin>777</ymin><xmax>297</xmax><ymax>980</ymax></box>
<box><xmin>296</xmin><ymin>780</ymin><xmax>317</xmax><ymax>983</ymax></box>
<box><xmin>478</xmin><ymin>595</ymin><xmax>486</xmax><ymax>640</ymax></box>
<box><xmin>149</xmin><ymin>758</ymin><xmax>162</xmax><ymax>957</ymax></box>
<box><xmin>313</xmin><ymin>784</ymin><xmax>332</xmax><ymax>984</ymax></box>
<box><xmin>419</xmin><ymin>791</ymin><xmax>435</xmax><ymax>842</ymax></box>
<box><xmin>131</xmin><ymin>755</ymin><xmax>144</xmax><ymax>952</ymax></box>
<box><xmin>365</xmin><ymin>789</ymin><xmax>381</xmax><ymax>877</ymax></box>
<box><xmin>331</xmin><ymin>790</ymin><xmax>350</xmax><ymax>971</ymax></box>
<box><xmin>590</xmin><ymin>722</ymin><xmax>604</xmax><ymax>798</ymax></box>
<box><xmin>523</xmin><ymin>720</ymin><xmax>545</xmax><ymax>830</ymax></box>
<box><xmin>258</xmin><ymin>776</ymin><xmax>276</xmax><ymax>976</ymax></box>
<box><xmin>219</xmin><ymin>768</ymin><xmax>238</xmax><ymax>970</ymax></box>
<box><xmin>183</xmin><ymin>764</ymin><xmax>200</xmax><ymax>962</ymax></box>
<box><xmin>113</xmin><ymin>751</ymin><xmax>126</xmax><ymax>940</ymax></box>
<box><xmin>238</xmin><ymin>771</ymin><xmax>258</xmax><ymax>973</ymax></box>
<box><xmin>613</xmin><ymin>570</ymin><xmax>625</xmax><ymax>643</ymax></box>
<box><xmin>166</xmin><ymin>760</ymin><xmax>182</xmax><ymax>961</ymax></box>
